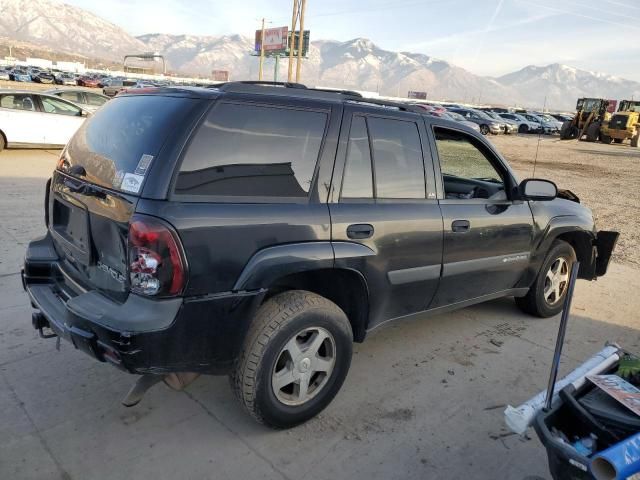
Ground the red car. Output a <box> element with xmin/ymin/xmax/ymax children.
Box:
<box><xmin>76</xmin><ymin>76</ymin><xmax>100</xmax><ymax>88</ymax></box>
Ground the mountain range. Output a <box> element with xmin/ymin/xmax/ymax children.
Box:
<box><xmin>1</xmin><ymin>0</ymin><xmax>639</xmax><ymax>110</ymax></box>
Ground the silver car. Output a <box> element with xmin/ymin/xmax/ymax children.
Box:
<box><xmin>45</xmin><ymin>89</ymin><xmax>109</xmax><ymax>113</ymax></box>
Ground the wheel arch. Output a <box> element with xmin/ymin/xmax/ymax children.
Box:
<box><xmin>233</xmin><ymin>242</ymin><xmax>373</xmax><ymax>342</ymax></box>
<box><xmin>532</xmin><ymin>218</ymin><xmax>597</xmax><ymax>281</ymax></box>
<box><xmin>264</xmin><ymin>268</ymin><xmax>370</xmax><ymax>343</ymax></box>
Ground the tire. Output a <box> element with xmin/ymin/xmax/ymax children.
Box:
<box><xmin>230</xmin><ymin>290</ymin><xmax>353</xmax><ymax>428</ymax></box>
<box><xmin>613</xmin><ymin>138</ymin><xmax>623</xmax><ymax>144</ymax></box>
<box><xmin>480</xmin><ymin>124</ymin><xmax>490</xmax><ymax>135</ymax></box>
<box><xmin>600</xmin><ymin>134</ymin><xmax>612</xmax><ymax>144</ymax></box>
<box><xmin>515</xmin><ymin>240</ymin><xmax>577</xmax><ymax>318</ymax></box>
<box><xmin>0</xmin><ymin>131</ymin><xmax>5</xmax><ymax>153</ymax></box>
<box><xmin>585</xmin><ymin>122</ymin><xmax>600</xmax><ymax>142</ymax></box>
<box><xmin>518</xmin><ymin>124</ymin><xmax>529</xmax><ymax>134</ymax></box>
<box><xmin>631</xmin><ymin>132</ymin><xmax>639</xmax><ymax>148</ymax></box>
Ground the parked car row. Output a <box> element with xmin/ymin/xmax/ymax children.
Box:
<box><xmin>408</xmin><ymin>101</ymin><xmax>568</xmax><ymax>136</ymax></box>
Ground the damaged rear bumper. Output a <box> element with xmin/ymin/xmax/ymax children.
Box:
<box><xmin>23</xmin><ymin>233</ymin><xmax>266</xmax><ymax>375</ymax></box>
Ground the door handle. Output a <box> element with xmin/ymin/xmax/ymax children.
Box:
<box><xmin>347</xmin><ymin>224</ymin><xmax>374</xmax><ymax>239</ymax></box>
<box><xmin>451</xmin><ymin>220</ymin><xmax>470</xmax><ymax>232</ymax></box>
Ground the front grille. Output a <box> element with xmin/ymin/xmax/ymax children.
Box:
<box><xmin>609</xmin><ymin>114</ymin><xmax>629</xmax><ymax>130</ymax></box>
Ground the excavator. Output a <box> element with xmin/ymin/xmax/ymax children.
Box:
<box><xmin>560</xmin><ymin>98</ymin><xmax>613</xmax><ymax>142</ymax></box>
<box><xmin>600</xmin><ymin>100</ymin><xmax>640</xmax><ymax>147</ymax></box>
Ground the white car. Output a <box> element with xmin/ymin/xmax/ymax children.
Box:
<box><xmin>498</xmin><ymin>113</ymin><xmax>541</xmax><ymax>134</ymax></box>
<box><xmin>0</xmin><ymin>90</ymin><xmax>89</xmax><ymax>151</ymax></box>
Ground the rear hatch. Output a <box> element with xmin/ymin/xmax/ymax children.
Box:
<box><xmin>49</xmin><ymin>93</ymin><xmax>200</xmax><ymax>302</ymax></box>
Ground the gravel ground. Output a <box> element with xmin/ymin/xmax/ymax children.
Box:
<box><xmin>490</xmin><ymin>134</ymin><xmax>640</xmax><ymax>267</ymax></box>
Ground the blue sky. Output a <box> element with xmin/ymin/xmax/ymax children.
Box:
<box><xmin>66</xmin><ymin>0</ymin><xmax>640</xmax><ymax>81</ymax></box>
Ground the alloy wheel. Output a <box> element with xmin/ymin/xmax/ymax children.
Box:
<box><xmin>271</xmin><ymin>327</ymin><xmax>336</xmax><ymax>406</ymax></box>
<box><xmin>544</xmin><ymin>257</ymin><xmax>570</xmax><ymax>306</ymax></box>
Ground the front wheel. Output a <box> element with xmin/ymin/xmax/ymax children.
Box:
<box><xmin>230</xmin><ymin>290</ymin><xmax>353</xmax><ymax>428</ymax></box>
<box><xmin>518</xmin><ymin>124</ymin><xmax>529</xmax><ymax>134</ymax></box>
<box><xmin>516</xmin><ymin>241</ymin><xmax>576</xmax><ymax>318</ymax></box>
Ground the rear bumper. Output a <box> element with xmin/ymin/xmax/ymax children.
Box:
<box><xmin>23</xmin><ymin>233</ymin><xmax>266</xmax><ymax>374</ymax></box>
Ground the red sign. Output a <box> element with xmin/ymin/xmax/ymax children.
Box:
<box><xmin>255</xmin><ymin>26</ymin><xmax>288</xmax><ymax>52</ymax></box>
<box><xmin>211</xmin><ymin>70</ymin><xmax>229</xmax><ymax>82</ymax></box>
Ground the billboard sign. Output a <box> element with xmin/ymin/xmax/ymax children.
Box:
<box><xmin>255</xmin><ymin>26</ymin><xmax>289</xmax><ymax>53</ymax></box>
<box><xmin>408</xmin><ymin>91</ymin><xmax>427</xmax><ymax>100</ymax></box>
<box><xmin>211</xmin><ymin>70</ymin><xmax>229</xmax><ymax>81</ymax></box>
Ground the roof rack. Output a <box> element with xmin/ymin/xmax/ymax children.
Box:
<box><xmin>212</xmin><ymin>81</ymin><xmax>308</xmax><ymax>90</ymax></box>
<box><xmin>207</xmin><ymin>81</ymin><xmax>424</xmax><ymax>113</ymax></box>
<box><xmin>345</xmin><ymin>97</ymin><xmax>424</xmax><ymax>114</ymax></box>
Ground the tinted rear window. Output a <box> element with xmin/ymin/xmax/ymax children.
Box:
<box><xmin>63</xmin><ymin>95</ymin><xmax>198</xmax><ymax>194</ymax></box>
<box><xmin>175</xmin><ymin>102</ymin><xmax>327</xmax><ymax>198</ymax></box>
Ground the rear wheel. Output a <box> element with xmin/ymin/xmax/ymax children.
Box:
<box><xmin>631</xmin><ymin>132</ymin><xmax>639</xmax><ymax>148</ymax></box>
<box><xmin>230</xmin><ymin>290</ymin><xmax>353</xmax><ymax>428</ymax></box>
<box><xmin>516</xmin><ymin>241</ymin><xmax>576</xmax><ymax>318</ymax></box>
<box><xmin>518</xmin><ymin>124</ymin><xmax>529</xmax><ymax>134</ymax></box>
<box><xmin>480</xmin><ymin>124</ymin><xmax>490</xmax><ymax>135</ymax></box>
<box><xmin>600</xmin><ymin>134</ymin><xmax>612</xmax><ymax>144</ymax></box>
<box><xmin>613</xmin><ymin>138</ymin><xmax>623</xmax><ymax>144</ymax></box>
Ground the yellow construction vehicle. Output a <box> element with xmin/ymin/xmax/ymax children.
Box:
<box><xmin>600</xmin><ymin>100</ymin><xmax>640</xmax><ymax>147</ymax></box>
<box><xmin>560</xmin><ymin>98</ymin><xmax>612</xmax><ymax>141</ymax></box>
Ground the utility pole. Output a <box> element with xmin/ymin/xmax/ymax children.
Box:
<box><xmin>295</xmin><ymin>0</ymin><xmax>307</xmax><ymax>83</ymax></box>
<box><xmin>287</xmin><ymin>1</ymin><xmax>299</xmax><ymax>82</ymax></box>
<box><xmin>258</xmin><ymin>17</ymin><xmax>266</xmax><ymax>81</ymax></box>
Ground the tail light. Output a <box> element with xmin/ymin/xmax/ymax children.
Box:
<box><xmin>128</xmin><ymin>215</ymin><xmax>187</xmax><ymax>297</ymax></box>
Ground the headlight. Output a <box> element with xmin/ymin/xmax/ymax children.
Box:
<box><xmin>490</xmin><ymin>122</ymin><xmax>501</xmax><ymax>129</ymax></box>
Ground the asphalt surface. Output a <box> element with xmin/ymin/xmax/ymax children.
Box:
<box><xmin>1</xmin><ymin>149</ymin><xmax>638</xmax><ymax>480</ymax></box>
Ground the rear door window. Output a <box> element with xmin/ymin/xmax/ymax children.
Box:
<box><xmin>63</xmin><ymin>95</ymin><xmax>198</xmax><ymax>194</ymax></box>
<box><xmin>341</xmin><ymin>116</ymin><xmax>373</xmax><ymax>199</ymax></box>
<box><xmin>367</xmin><ymin>117</ymin><xmax>426</xmax><ymax>199</ymax></box>
<box><xmin>175</xmin><ymin>102</ymin><xmax>327</xmax><ymax>199</ymax></box>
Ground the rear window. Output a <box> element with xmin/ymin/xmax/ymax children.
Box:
<box><xmin>63</xmin><ymin>95</ymin><xmax>198</xmax><ymax>194</ymax></box>
<box><xmin>175</xmin><ymin>102</ymin><xmax>327</xmax><ymax>199</ymax></box>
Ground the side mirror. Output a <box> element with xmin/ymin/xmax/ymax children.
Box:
<box><xmin>519</xmin><ymin>178</ymin><xmax>557</xmax><ymax>201</ymax></box>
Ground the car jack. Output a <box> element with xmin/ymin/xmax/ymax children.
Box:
<box><xmin>121</xmin><ymin>372</ymin><xmax>201</xmax><ymax>407</ymax></box>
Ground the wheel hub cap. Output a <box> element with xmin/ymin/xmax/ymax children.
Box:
<box><xmin>271</xmin><ymin>327</ymin><xmax>336</xmax><ymax>406</ymax></box>
<box><xmin>544</xmin><ymin>257</ymin><xmax>570</xmax><ymax>306</ymax></box>
<box><xmin>299</xmin><ymin>357</ymin><xmax>311</xmax><ymax>373</ymax></box>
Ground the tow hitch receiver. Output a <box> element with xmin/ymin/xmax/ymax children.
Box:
<box><xmin>122</xmin><ymin>372</ymin><xmax>201</xmax><ymax>407</ymax></box>
<box><xmin>32</xmin><ymin>312</ymin><xmax>56</xmax><ymax>339</ymax></box>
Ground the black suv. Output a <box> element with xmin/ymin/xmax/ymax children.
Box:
<box><xmin>23</xmin><ymin>82</ymin><xmax>618</xmax><ymax>428</ymax></box>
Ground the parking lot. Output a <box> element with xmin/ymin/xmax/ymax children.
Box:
<box><xmin>1</xmin><ymin>138</ymin><xmax>639</xmax><ymax>480</ymax></box>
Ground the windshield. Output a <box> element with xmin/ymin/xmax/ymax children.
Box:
<box><xmin>62</xmin><ymin>95</ymin><xmax>199</xmax><ymax>194</ymax></box>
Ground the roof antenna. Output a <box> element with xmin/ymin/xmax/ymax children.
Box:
<box><xmin>532</xmin><ymin>95</ymin><xmax>547</xmax><ymax>179</ymax></box>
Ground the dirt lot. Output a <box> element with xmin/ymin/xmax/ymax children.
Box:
<box><xmin>491</xmin><ymin>134</ymin><xmax>640</xmax><ymax>267</ymax></box>
<box><xmin>0</xmin><ymin>137</ymin><xmax>638</xmax><ymax>480</ymax></box>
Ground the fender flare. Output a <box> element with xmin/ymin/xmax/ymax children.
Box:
<box><xmin>530</xmin><ymin>215</ymin><xmax>597</xmax><ymax>280</ymax></box>
<box><xmin>233</xmin><ymin>241</ymin><xmax>375</xmax><ymax>291</ymax></box>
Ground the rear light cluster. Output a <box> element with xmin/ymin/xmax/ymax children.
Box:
<box><xmin>128</xmin><ymin>215</ymin><xmax>187</xmax><ymax>297</ymax></box>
